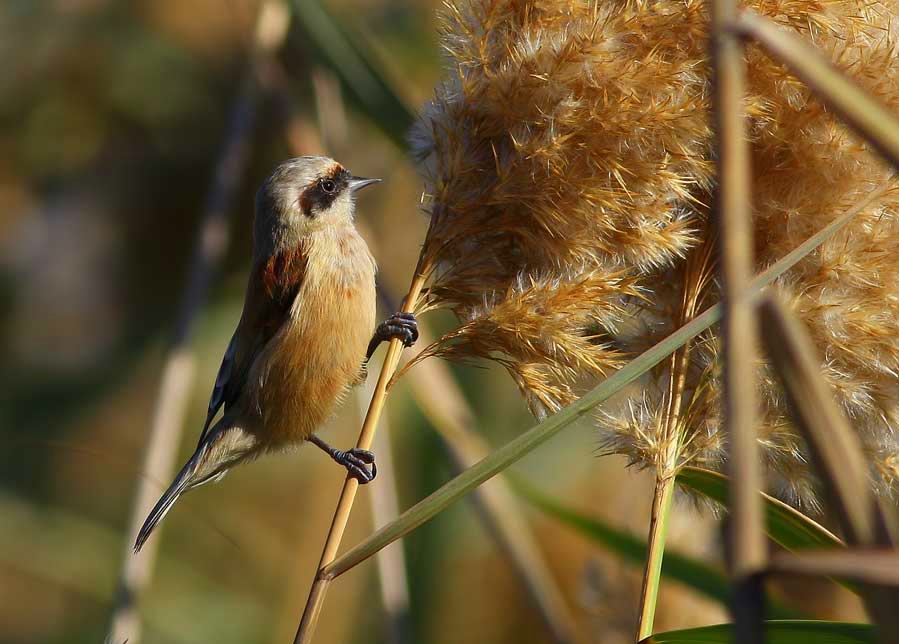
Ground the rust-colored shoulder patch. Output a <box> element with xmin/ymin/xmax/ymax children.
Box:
<box><xmin>260</xmin><ymin>245</ymin><xmax>308</xmax><ymax>307</ymax></box>
<box><xmin>244</xmin><ymin>245</ymin><xmax>307</xmax><ymax>342</ymax></box>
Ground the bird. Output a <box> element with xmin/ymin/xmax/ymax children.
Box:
<box><xmin>133</xmin><ymin>156</ymin><xmax>418</xmax><ymax>553</ymax></box>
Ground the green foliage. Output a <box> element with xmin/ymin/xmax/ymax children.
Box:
<box><xmin>643</xmin><ymin>620</ymin><xmax>875</xmax><ymax>643</ymax></box>
<box><xmin>677</xmin><ymin>467</ymin><xmax>843</xmax><ymax>551</ymax></box>
<box><xmin>513</xmin><ymin>480</ymin><xmax>800</xmax><ymax>619</ymax></box>
<box><xmin>291</xmin><ymin>0</ymin><xmax>416</xmax><ymax>148</ymax></box>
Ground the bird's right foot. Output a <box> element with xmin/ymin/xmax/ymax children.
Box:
<box><xmin>366</xmin><ymin>312</ymin><xmax>419</xmax><ymax>362</ymax></box>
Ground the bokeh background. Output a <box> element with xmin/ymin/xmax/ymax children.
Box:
<box><xmin>0</xmin><ymin>1</ymin><xmax>866</xmax><ymax>643</ymax></box>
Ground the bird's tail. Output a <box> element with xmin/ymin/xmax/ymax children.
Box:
<box><xmin>133</xmin><ymin>449</ymin><xmax>204</xmax><ymax>553</ymax></box>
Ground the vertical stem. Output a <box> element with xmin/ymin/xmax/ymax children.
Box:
<box><xmin>635</xmin><ymin>475</ymin><xmax>676</xmax><ymax>641</ymax></box>
<box><xmin>105</xmin><ymin>6</ymin><xmax>291</xmax><ymax>643</ymax></box>
<box><xmin>634</xmin><ymin>352</ymin><xmax>689</xmax><ymax>641</ymax></box>
<box><xmin>710</xmin><ymin>1</ymin><xmax>766</xmax><ymax>642</ymax></box>
<box><xmin>634</xmin><ymin>235</ymin><xmax>711</xmax><ymax>642</ymax></box>
<box><xmin>294</xmin><ymin>270</ymin><xmax>429</xmax><ymax>644</ymax></box>
<box><xmin>107</xmin><ymin>350</ymin><xmax>197</xmax><ymax>644</ymax></box>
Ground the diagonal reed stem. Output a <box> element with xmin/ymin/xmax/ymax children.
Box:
<box><xmin>759</xmin><ymin>296</ymin><xmax>899</xmax><ymax>639</ymax></box>
<box><xmin>293</xmin><ymin>267</ymin><xmax>429</xmax><ymax>644</ymax></box>
<box><xmin>711</xmin><ymin>2</ymin><xmax>766</xmax><ymax>642</ymax></box>
<box><xmin>317</xmin><ymin>175</ymin><xmax>893</xmax><ymax>588</ymax></box>
<box><xmin>735</xmin><ymin>11</ymin><xmax>899</xmax><ymax>170</ymax></box>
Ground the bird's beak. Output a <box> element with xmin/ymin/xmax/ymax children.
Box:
<box><xmin>348</xmin><ymin>176</ymin><xmax>382</xmax><ymax>193</ymax></box>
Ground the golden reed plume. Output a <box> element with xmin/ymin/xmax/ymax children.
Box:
<box><xmin>409</xmin><ymin>0</ymin><xmax>899</xmax><ymax>508</ymax></box>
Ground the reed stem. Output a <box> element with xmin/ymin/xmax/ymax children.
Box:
<box><xmin>635</xmin><ymin>475</ymin><xmax>676</xmax><ymax>640</ymax></box>
<box><xmin>635</xmin><ymin>233</ymin><xmax>710</xmax><ymax>641</ymax></box>
<box><xmin>293</xmin><ymin>268</ymin><xmax>429</xmax><ymax>644</ymax></box>
<box><xmin>711</xmin><ymin>1</ymin><xmax>766</xmax><ymax>641</ymax></box>
<box><xmin>736</xmin><ymin>11</ymin><xmax>899</xmax><ymax>170</ymax></box>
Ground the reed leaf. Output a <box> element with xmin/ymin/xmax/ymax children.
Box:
<box><xmin>642</xmin><ymin>620</ymin><xmax>875</xmax><ymax>644</ymax></box>
<box><xmin>677</xmin><ymin>467</ymin><xmax>843</xmax><ymax>552</ymax></box>
<box><xmin>289</xmin><ymin>0</ymin><xmax>415</xmax><ymax>148</ymax></box>
<box><xmin>513</xmin><ymin>480</ymin><xmax>801</xmax><ymax>620</ymax></box>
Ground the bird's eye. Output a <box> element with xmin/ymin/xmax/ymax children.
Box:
<box><xmin>320</xmin><ymin>178</ymin><xmax>337</xmax><ymax>193</ymax></box>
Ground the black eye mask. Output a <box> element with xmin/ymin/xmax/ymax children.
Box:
<box><xmin>300</xmin><ymin>167</ymin><xmax>351</xmax><ymax>217</ymax></box>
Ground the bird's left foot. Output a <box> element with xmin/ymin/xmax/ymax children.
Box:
<box><xmin>366</xmin><ymin>312</ymin><xmax>419</xmax><ymax>361</ymax></box>
<box><xmin>310</xmin><ymin>435</ymin><xmax>377</xmax><ymax>483</ymax></box>
<box><xmin>332</xmin><ymin>448</ymin><xmax>377</xmax><ymax>484</ymax></box>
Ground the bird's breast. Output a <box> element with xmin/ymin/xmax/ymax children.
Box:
<box><xmin>255</xmin><ymin>228</ymin><xmax>376</xmax><ymax>445</ymax></box>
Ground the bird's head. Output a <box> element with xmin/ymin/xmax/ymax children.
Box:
<box><xmin>253</xmin><ymin>156</ymin><xmax>380</xmax><ymax>258</ymax></box>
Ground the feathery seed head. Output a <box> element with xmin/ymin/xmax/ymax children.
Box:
<box><xmin>413</xmin><ymin>0</ymin><xmax>899</xmax><ymax>506</ymax></box>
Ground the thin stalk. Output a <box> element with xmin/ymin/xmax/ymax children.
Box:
<box><xmin>635</xmin><ymin>235</ymin><xmax>714</xmax><ymax>641</ymax></box>
<box><xmin>634</xmin><ymin>340</ymin><xmax>689</xmax><ymax>641</ymax></box>
<box><xmin>105</xmin><ymin>4</ymin><xmax>290</xmax><ymax>643</ymax></box>
<box><xmin>293</xmin><ymin>268</ymin><xmax>429</xmax><ymax>644</ymax></box>
<box><xmin>636</xmin><ymin>476</ymin><xmax>677</xmax><ymax>640</ymax></box>
<box><xmin>759</xmin><ymin>297</ymin><xmax>899</xmax><ymax>639</ymax></box>
<box><xmin>318</xmin><ymin>172</ymin><xmax>894</xmax><ymax>589</ymax></box>
<box><xmin>711</xmin><ymin>1</ymin><xmax>765</xmax><ymax>642</ymax></box>
<box><xmin>636</xmin><ymin>351</ymin><xmax>689</xmax><ymax>640</ymax></box>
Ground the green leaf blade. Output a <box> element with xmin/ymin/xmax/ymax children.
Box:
<box><xmin>643</xmin><ymin>620</ymin><xmax>875</xmax><ymax>643</ymax></box>
<box><xmin>513</xmin><ymin>480</ymin><xmax>800</xmax><ymax>619</ymax></box>
<box><xmin>677</xmin><ymin>467</ymin><xmax>843</xmax><ymax>551</ymax></box>
<box><xmin>291</xmin><ymin>0</ymin><xmax>416</xmax><ymax>149</ymax></box>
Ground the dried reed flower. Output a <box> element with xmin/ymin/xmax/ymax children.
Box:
<box><xmin>410</xmin><ymin>0</ymin><xmax>899</xmax><ymax>505</ymax></box>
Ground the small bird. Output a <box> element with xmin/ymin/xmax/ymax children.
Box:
<box><xmin>134</xmin><ymin>156</ymin><xmax>418</xmax><ymax>552</ymax></box>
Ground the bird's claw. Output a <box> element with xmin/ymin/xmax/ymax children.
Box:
<box><xmin>376</xmin><ymin>312</ymin><xmax>419</xmax><ymax>348</ymax></box>
<box><xmin>333</xmin><ymin>448</ymin><xmax>377</xmax><ymax>483</ymax></box>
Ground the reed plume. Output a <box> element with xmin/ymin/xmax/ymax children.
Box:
<box><xmin>409</xmin><ymin>0</ymin><xmax>899</xmax><ymax>506</ymax></box>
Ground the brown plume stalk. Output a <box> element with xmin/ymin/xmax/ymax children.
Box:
<box><xmin>409</xmin><ymin>0</ymin><xmax>899</xmax><ymax>509</ymax></box>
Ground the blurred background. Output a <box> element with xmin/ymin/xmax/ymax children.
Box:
<box><xmin>0</xmin><ymin>1</ymin><xmax>865</xmax><ymax>643</ymax></box>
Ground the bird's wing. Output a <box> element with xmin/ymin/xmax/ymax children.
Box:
<box><xmin>197</xmin><ymin>330</ymin><xmax>238</xmax><ymax>444</ymax></box>
<box><xmin>196</xmin><ymin>245</ymin><xmax>309</xmax><ymax>446</ymax></box>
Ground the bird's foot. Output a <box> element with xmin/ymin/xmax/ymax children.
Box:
<box><xmin>332</xmin><ymin>448</ymin><xmax>377</xmax><ymax>483</ymax></box>
<box><xmin>310</xmin><ymin>435</ymin><xmax>377</xmax><ymax>483</ymax></box>
<box><xmin>377</xmin><ymin>312</ymin><xmax>419</xmax><ymax>347</ymax></box>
